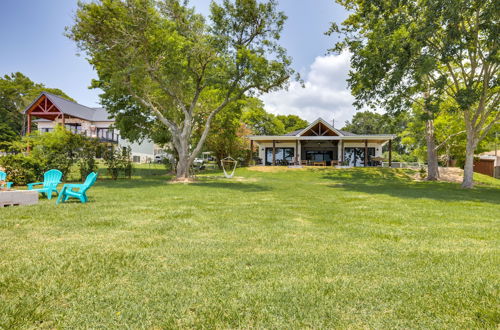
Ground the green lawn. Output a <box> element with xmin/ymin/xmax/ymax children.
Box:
<box><xmin>1</xmin><ymin>166</ymin><xmax>499</xmax><ymax>328</ymax></box>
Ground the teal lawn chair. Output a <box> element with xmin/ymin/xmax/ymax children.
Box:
<box><xmin>56</xmin><ymin>172</ymin><xmax>98</xmax><ymax>204</ymax></box>
<box><xmin>0</xmin><ymin>171</ymin><xmax>13</xmax><ymax>189</ymax></box>
<box><xmin>27</xmin><ymin>169</ymin><xmax>63</xmax><ymax>199</ymax></box>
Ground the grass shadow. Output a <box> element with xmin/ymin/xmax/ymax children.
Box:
<box><xmin>322</xmin><ymin>168</ymin><xmax>500</xmax><ymax>204</ymax></box>
<box><xmin>193</xmin><ymin>181</ymin><xmax>272</xmax><ymax>192</ymax></box>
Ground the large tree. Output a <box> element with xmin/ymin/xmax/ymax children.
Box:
<box><xmin>68</xmin><ymin>0</ymin><xmax>294</xmax><ymax>180</ymax></box>
<box><xmin>330</xmin><ymin>0</ymin><xmax>499</xmax><ymax>187</ymax></box>
<box><xmin>241</xmin><ymin>98</ymin><xmax>285</xmax><ymax>135</ymax></box>
<box><xmin>0</xmin><ymin>72</ymin><xmax>73</xmax><ymax>146</ymax></box>
<box><xmin>276</xmin><ymin>114</ymin><xmax>309</xmax><ymax>133</ymax></box>
<box><xmin>343</xmin><ymin>110</ymin><xmax>411</xmax><ymax>155</ymax></box>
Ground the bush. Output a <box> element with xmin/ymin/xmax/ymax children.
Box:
<box><xmin>102</xmin><ymin>145</ymin><xmax>133</xmax><ymax>180</ymax></box>
<box><xmin>0</xmin><ymin>154</ymin><xmax>45</xmax><ymax>185</ymax></box>
<box><xmin>5</xmin><ymin>126</ymin><xmax>105</xmax><ymax>182</ymax></box>
<box><xmin>77</xmin><ymin>138</ymin><xmax>102</xmax><ymax>181</ymax></box>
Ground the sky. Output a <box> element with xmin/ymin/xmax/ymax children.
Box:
<box><xmin>0</xmin><ymin>0</ymin><xmax>357</xmax><ymax>126</ymax></box>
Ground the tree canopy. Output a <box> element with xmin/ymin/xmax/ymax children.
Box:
<box><xmin>68</xmin><ymin>0</ymin><xmax>295</xmax><ymax>179</ymax></box>
<box><xmin>330</xmin><ymin>0</ymin><xmax>499</xmax><ymax>187</ymax></box>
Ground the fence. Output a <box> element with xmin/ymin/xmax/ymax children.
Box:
<box><xmin>381</xmin><ymin>162</ymin><xmax>424</xmax><ymax>169</ymax></box>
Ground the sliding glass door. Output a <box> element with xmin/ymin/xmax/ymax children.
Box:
<box><xmin>305</xmin><ymin>150</ymin><xmax>334</xmax><ymax>164</ymax></box>
<box><xmin>265</xmin><ymin>148</ymin><xmax>294</xmax><ymax>165</ymax></box>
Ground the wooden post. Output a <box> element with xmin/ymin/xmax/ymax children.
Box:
<box><xmin>339</xmin><ymin>140</ymin><xmax>343</xmax><ymax>163</ymax></box>
<box><xmin>364</xmin><ymin>139</ymin><xmax>368</xmax><ymax>167</ymax></box>
<box><xmin>250</xmin><ymin>139</ymin><xmax>254</xmax><ymax>165</ymax></box>
<box><xmin>27</xmin><ymin>113</ymin><xmax>32</xmax><ymax>152</ymax></box>
<box><xmin>27</xmin><ymin>113</ymin><xmax>32</xmax><ymax>135</ymax></box>
<box><xmin>295</xmin><ymin>139</ymin><xmax>298</xmax><ymax>165</ymax></box>
<box><xmin>272</xmin><ymin>140</ymin><xmax>276</xmax><ymax>166</ymax></box>
<box><xmin>62</xmin><ymin>113</ymin><xmax>65</xmax><ymax>127</ymax></box>
<box><xmin>389</xmin><ymin>139</ymin><xmax>392</xmax><ymax>167</ymax></box>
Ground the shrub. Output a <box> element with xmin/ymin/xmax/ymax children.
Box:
<box><xmin>0</xmin><ymin>154</ymin><xmax>45</xmax><ymax>185</ymax></box>
<box><xmin>77</xmin><ymin>138</ymin><xmax>102</xmax><ymax>181</ymax></box>
<box><xmin>6</xmin><ymin>126</ymin><xmax>106</xmax><ymax>182</ymax></box>
<box><xmin>102</xmin><ymin>145</ymin><xmax>133</xmax><ymax>180</ymax></box>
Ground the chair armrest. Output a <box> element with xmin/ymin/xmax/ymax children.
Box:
<box><xmin>62</xmin><ymin>183</ymin><xmax>84</xmax><ymax>189</ymax></box>
<box><xmin>27</xmin><ymin>182</ymin><xmax>44</xmax><ymax>189</ymax></box>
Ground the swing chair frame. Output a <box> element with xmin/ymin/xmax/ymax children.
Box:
<box><xmin>220</xmin><ymin>156</ymin><xmax>238</xmax><ymax>178</ymax></box>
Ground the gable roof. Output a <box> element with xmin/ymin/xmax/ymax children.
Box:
<box><xmin>296</xmin><ymin>118</ymin><xmax>344</xmax><ymax>137</ymax></box>
<box><xmin>24</xmin><ymin>92</ymin><xmax>113</xmax><ymax>122</ymax></box>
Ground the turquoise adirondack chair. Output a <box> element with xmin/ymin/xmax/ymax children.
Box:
<box><xmin>0</xmin><ymin>171</ymin><xmax>13</xmax><ymax>189</ymax></box>
<box><xmin>27</xmin><ymin>169</ymin><xmax>63</xmax><ymax>199</ymax></box>
<box><xmin>56</xmin><ymin>172</ymin><xmax>98</xmax><ymax>204</ymax></box>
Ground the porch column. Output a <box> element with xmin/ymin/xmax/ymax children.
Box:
<box><xmin>295</xmin><ymin>139</ymin><xmax>298</xmax><ymax>164</ymax></box>
<box><xmin>339</xmin><ymin>140</ymin><xmax>343</xmax><ymax>164</ymax></box>
<box><xmin>364</xmin><ymin>139</ymin><xmax>368</xmax><ymax>167</ymax></box>
<box><xmin>389</xmin><ymin>139</ymin><xmax>392</xmax><ymax>167</ymax></box>
<box><xmin>27</xmin><ymin>113</ymin><xmax>32</xmax><ymax>152</ymax></box>
<box><xmin>298</xmin><ymin>140</ymin><xmax>302</xmax><ymax>164</ymax></box>
<box><xmin>62</xmin><ymin>113</ymin><xmax>65</xmax><ymax>127</ymax></box>
<box><xmin>27</xmin><ymin>113</ymin><xmax>32</xmax><ymax>134</ymax></box>
<box><xmin>250</xmin><ymin>139</ymin><xmax>254</xmax><ymax>165</ymax></box>
<box><xmin>272</xmin><ymin>140</ymin><xmax>276</xmax><ymax>166</ymax></box>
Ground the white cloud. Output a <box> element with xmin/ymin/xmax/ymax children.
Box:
<box><xmin>261</xmin><ymin>51</ymin><xmax>358</xmax><ymax>128</ymax></box>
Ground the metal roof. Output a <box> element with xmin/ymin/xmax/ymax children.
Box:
<box><xmin>24</xmin><ymin>92</ymin><xmax>113</xmax><ymax>122</ymax></box>
<box><xmin>283</xmin><ymin>129</ymin><xmax>303</xmax><ymax>136</ymax></box>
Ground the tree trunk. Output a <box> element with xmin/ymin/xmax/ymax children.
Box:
<box><xmin>176</xmin><ymin>155</ymin><xmax>190</xmax><ymax>179</ymax></box>
<box><xmin>462</xmin><ymin>134</ymin><xmax>478</xmax><ymax>189</ymax></box>
<box><xmin>425</xmin><ymin>119</ymin><xmax>439</xmax><ymax>181</ymax></box>
<box><xmin>175</xmin><ymin>140</ymin><xmax>192</xmax><ymax>180</ymax></box>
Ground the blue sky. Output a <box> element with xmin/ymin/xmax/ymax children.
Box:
<box><xmin>0</xmin><ymin>1</ymin><xmax>356</xmax><ymax>124</ymax></box>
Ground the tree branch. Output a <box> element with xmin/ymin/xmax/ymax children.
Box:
<box><xmin>434</xmin><ymin>130</ymin><xmax>466</xmax><ymax>151</ymax></box>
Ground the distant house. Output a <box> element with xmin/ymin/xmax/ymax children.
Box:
<box><xmin>475</xmin><ymin>151</ymin><xmax>500</xmax><ymax>178</ymax></box>
<box><xmin>248</xmin><ymin>118</ymin><xmax>395</xmax><ymax>167</ymax></box>
<box><xmin>23</xmin><ymin>92</ymin><xmax>161</xmax><ymax>163</ymax></box>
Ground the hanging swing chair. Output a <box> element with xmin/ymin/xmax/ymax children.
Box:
<box><xmin>220</xmin><ymin>156</ymin><xmax>238</xmax><ymax>178</ymax></box>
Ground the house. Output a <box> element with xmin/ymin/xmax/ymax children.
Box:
<box><xmin>475</xmin><ymin>150</ymin><xmax>500</xmax><ymax>178</ymax></box>
<box><xmin>23</xmin><ymin>92</ymin><xmax>161</xmax><ymax>163</ymax></box>
<box><xmin>248</xmin><ymin>118</ymin><xmax>395</xmax><ymax>167</ymax></box>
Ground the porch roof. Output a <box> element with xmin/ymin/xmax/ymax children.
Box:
<box><xmin>248</xmin><ymin>117</ymin><xmax>395</xmax><ymax>143</ymax></box>
<box><xmin>248</xmin><ymin>135</ymin><xmax>396</xmax><ymax>143</ymax></box>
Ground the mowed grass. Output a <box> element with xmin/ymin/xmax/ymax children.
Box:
<box><xmin>0</xmin><ymin>166</ymin><xmax>499</xmax><ymax>328</ymax></box>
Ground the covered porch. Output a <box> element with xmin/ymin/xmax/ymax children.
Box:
<box><xmin>249</xmin><ymin>137</ymin><xmax>394</xmax><ymax>167</ymax></box>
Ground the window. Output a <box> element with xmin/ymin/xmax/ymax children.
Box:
<box><xmin>344</xmin><ymin>147</ymin><xmax>375</xmax><ymax>166</ymax></box>
<box><xmin>65</xmin><ymin>124</ymin><xmax>82</xmax><ymax>134</ymax></box>
<box><xmin>265</xmin><ymin>147</ymin><xmax>294</xmax><ymax>165</ymax></box>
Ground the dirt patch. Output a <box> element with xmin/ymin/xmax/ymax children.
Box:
<box><xmin>197</xmin><ymin>175</ymin><xmax>259</xmax><ymax>182</ymax></box>
<box><xmin>248</xmin><ymin>166</ymin><xmax>307</xmax><ymax>173</ymax></box>
<box><xmin>414</xmin><ymin>167</ymin><xmax>464</xmax><ymax>183</ymax></box>
<box><xmin>168</xmin><ymin>177</ymin><xmax>196</xmax><ymax>184</ymax></box>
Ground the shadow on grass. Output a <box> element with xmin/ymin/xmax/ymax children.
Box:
<box><xmin>95</xmin><ymin>177</ymin><xmax>169</xmax><ymax>189</ymax></box>
<box><xmin>192</xmin><ymin>181</ymin><xmax>272</xmax><ymax>192</ymax></box>
<box><xmin>322</xmin><ymin>168</ymin><xmax>500</xmax><ymax>204</ymax></box>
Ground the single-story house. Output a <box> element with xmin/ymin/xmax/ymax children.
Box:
<box><xmin>24</xmin><ymin>92</ymin><xmax>161</xmax><ymax>163</ymax></box>
<box><xmin>248</xmin><ymin>118</ymin><xmax>396</xmax><ymax>167</ymax></box>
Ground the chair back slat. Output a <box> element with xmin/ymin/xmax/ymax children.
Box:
<box><xmin>0</xmin><ymin>171</ymin><xmax>6</xmax><ymax>182</ymax></box>
<box><xmin>43</xmin><ymin>169</ymin><xmax>63</xmax><ymax>189</ymax></box>
<box><xmin>81</xmin><ymin>172</ymin><xmax>98</xmax><ymax>193</ymax></box>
